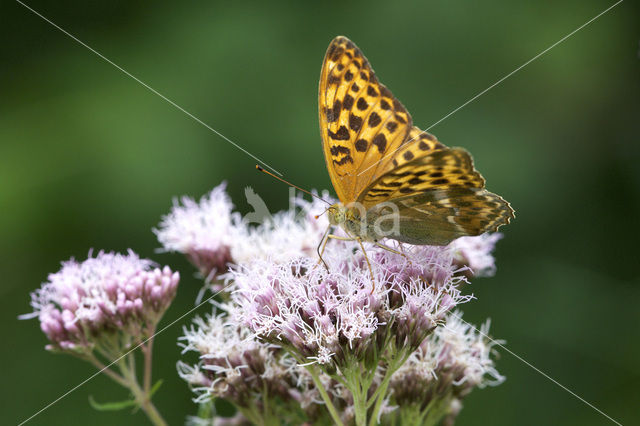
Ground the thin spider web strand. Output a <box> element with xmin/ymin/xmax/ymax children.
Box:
<box><xmin>445</xmin><ymin>313</ymin><xmax>623</xmax><ymax>426</ymax></box>
<box><xmin>357</xmin><ymin>0</ymin><xmax>623</xmax><ymax>177</ymax></box>
<box><xmin>15</xmin><ymin>0</ymin><xmax>283</xmax><ymax>177</ymax></box>
<box><xmin>17</xmin><ymin>287</ymin><xmax>225</xmax><ymax>425</ymax></box>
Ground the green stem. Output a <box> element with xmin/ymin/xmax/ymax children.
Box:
<box><xmin>422</xmin><ymin>394</ymin><xmax>452</xmax><ymax>426</ymax></box>
<box><xmin>306</xmin><ymin>365</ymin><xmax>344</xmax><ymax>426</ymax></box>
<box><xmin>367</xmin><ymin>348</ymin><xmax>411</xmax><ymax>426</ymax></box>
<box><xmin>237</xmin><ymin>405</ymin><xmax>263</xmax><ymax>426</ymax></box>
<box><xmin>143</xmin><ymin>339</ymin><xmax>153</xmax><ymax>394</ymax></box>
<box><xmin>82</xmin><ymin>354</ymin><xmax>129</xmax><ymax>388</ymax></box>
<box><xmin>400</xmin><ymin>404</ymin><xmax>422</xmax><ymax>426</ymax></box>
<box><xmin>341</xmin><ymin>363</ymin><xmax>369</xmax><ymax>426</ymax></box>
<box><xmin>352</xmin><ymin>381</ymin><xmax>368</xmax><ymax>426</ymax></box>
<box><xmin>118</xmin><ymin>354</ymin><xmax>167</xmax><ymax>426</ymax></box>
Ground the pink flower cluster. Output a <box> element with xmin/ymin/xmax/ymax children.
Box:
<box><xmin>154</xmin><ymin>183</ymin><xmax>332</xmax><ymax>283</ymax></box>
<box><xmin>26</xmin><ymin>250</ymin><xmax>179</xmax><ymax>352</ymax></box>
<box><xmin>155</xmin><ymin>183</ymin><xmax>238</xmax><ymax>281</ymax></box>
<box><xmin>178</xmin><ymin>313</ymin><xmax>339</xmax><ymax>424</ymax></box>
<box><xmin>389</xmin><ymin>312</ymin><xmax>504</xmax><ymax>423</ymax></box>
<box><xmin>451</xmin><ymin>233</ymin><xmax>503</xmax><ymax>277</ymax></box>
<box><xmin>166</xmin><ymin>183</ymin><xmax>507</xmax><ymax>425</ymax></box>
<box><xmin>226</xmin><ymin>241</ymin><xmax>473</xmax><ymax>368</ymax></box>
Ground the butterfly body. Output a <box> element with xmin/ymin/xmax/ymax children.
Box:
<box><xmin>319</xmin><ymin>36</ymin><xmax>513</xmax><ymax>248</ymax></box>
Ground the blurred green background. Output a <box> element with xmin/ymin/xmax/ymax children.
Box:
<box><xmin>2</xmin><ymin>1</ymin><xmax>638</xmax><ymax>425</ymax></box>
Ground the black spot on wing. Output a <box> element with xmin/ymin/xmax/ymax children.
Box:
<box><xmin>333</xmin><ymin>156</ymin><xmax>353</xmax><ymax>165</ymax></box>
<box><xmin>343</xmin><ymin>94</ymin><xmax>354</xmax><ymax>110</ymax></box>
<box><xmin>326</xmin><ymin>99</ymin><xmax>341</xmax><ymax>123</ymax></box>
<box><xmin>349</xmin><ymin>114</ymin><xmax>363</xmax><ymax>131</ymax></box>
<box><xmin>330</xmin><ymin>145</ymin><xmax>350</xmax><ymax>156</ymax></box>
<box><xmin>355</xmin><ymin>139</ymin><xmax>368</xmax><ymax>152</ymax></box>
<box><xmin>328</xmin><ymin>126</ymin><xmax>350</xmax><ymax>141</ymax></box>
<box><xmin>431</xmin><ymin>178</ymin><xmax>450</xmax><ymax>185</ymax></box>
<box><xmin>372</xmin><ymin>134</ymin><xmax>387</xmax><ymax>153</ymax></box>
<box><xmin>368</xmin><ymin>112</ymin><xmax>382</xmax><ymax>127</ymax></box>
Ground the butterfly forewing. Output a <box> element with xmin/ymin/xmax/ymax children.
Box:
<box><xmin>319</xmin><ymin>36</ymin><xmax>412</xmax><ymax>204</ymax></box>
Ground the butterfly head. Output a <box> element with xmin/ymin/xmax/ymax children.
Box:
<box><xmin>326</xmin><ymin>203</ymin><xmax>348</xmax><ymax>226</ymax></box>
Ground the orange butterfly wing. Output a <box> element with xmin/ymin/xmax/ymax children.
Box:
<box><xmin>319</xmin><ymin>36</ymin><xmax>413</xmax><ymax>204</ymax></box>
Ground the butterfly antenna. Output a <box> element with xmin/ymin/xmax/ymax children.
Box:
<box><xmin>314</xmin><ymin>207</ymin><xmax>331</xmax><ymax>220</ymax></box>
<box><xmin>255</xmin><ymin>165</ymin><xmax>331</xmax><ymax>205</ymax></box>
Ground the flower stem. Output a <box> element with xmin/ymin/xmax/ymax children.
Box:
<box><xmin>342</xmin><ymin>363</ymin><xmax>369</xmax><ymax>426</ymax></box>
<box><xmin>143</xmin><ymin>334</ymin><xmax>155</xmax><ymax>393</ymax></box>
<box><xmin>367</xmin><ymin>349</ymin><xmax>411</xmax><ymax>426</ymax></box>
<box><xmin>237</xmin><ymin>404</ymin><xmax>263</xmax><ymax>426</ymax></box>
<box><xmin>352</xmin><ymin>382</ymin><xmax>368</xmax><ymax>426</ymax></box>
<box><xmin>82</xmin><ymin>354</ymin><xmax>129</xmax><ymax>388</ymax></box>
<box><xmin>306</xmin><ymin>364</ymin><xmax>344</xmax><ymax>426</ymax></box>
<box><xmin>117</xmin><ymin>354</ymin><xmax>167</xmax><ymax>426</ymax></box>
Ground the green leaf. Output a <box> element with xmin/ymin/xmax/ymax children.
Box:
<box><xmin>149</xmin><ymin>379</ymin><xmax>163</xmax><ymax>397</ymax></box>
<box><xmin>88</xmin><ymin>380</ymin><xmax>162</xmax><ymax>412</ymax></box>
<box><xmin>88</xmin><ymin>395</ymin><xmax>138</xmax><ymax>411</ymax></box>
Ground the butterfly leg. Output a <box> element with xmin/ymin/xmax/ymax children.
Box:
<box><xmin>316</xmin><ymin>225</ymin><xmax>332</xmax><ymax>271</ymax></box>
<box><xmin>374</xmin><ymin>242</ymin><xmax>413</xmax><ymax>265</ymax></box>
<box><xmin>356</xmin><ymin>238</ymin><xmax>376</xmax><ymax>292</ymax></box>
<box><xmin>316</xmin><ymin>229</ymin><xmax>357</xmax><ymax>271</ymax></box>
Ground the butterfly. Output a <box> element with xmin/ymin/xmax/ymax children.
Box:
<box><xmin>317</xmin><ymin>36</ymin><xmax>514</xmax><ymax>262</ymax></box>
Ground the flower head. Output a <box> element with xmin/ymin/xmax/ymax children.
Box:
<box><xmin>155</xmin><ymin>184</ymin><xmax>332</xmax><ymax>284</ymax></box>
<box><xmin>178</xmin><ymin>313</ymin><xmax>285</xmax><ymax>405</ymax></box>
<box><xmin>155</xmin><ymin>182</ymin><xmax>238</xmax><ymax>281</ymax></box>
<box><xmin>229</xmin><ymin>192</ymin><xmax>331</xmax><ymax>265</ymax></box>
<box><xmin>178</xmin><ymin>311</ymin><xmax>336</xmax><ymax>424</ymax></box>
<box><xmin>227</xmin><ymin>241</ymin><xmax>472</xmax><ymax>369</ymax></box>
<box><xmin>26</xmin><ymin>250</ymin><xmax>179</xmax><ymax>352</ymax></box>
<box><xmin>171</xmin><ymin>183</ymin><xmax>508</xmax><ymax>425</ymax></box>
<box><xmin>388</xmin><ymin>311</ymin><xmax>504</xmax><ymax>423</ymax></box>
<box><xmin>451</xmin><ymin>233</ymin><xmax>503</xmax><ymax>277</ymax></box>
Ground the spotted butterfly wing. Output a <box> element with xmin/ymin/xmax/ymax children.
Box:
<box><xmin>368</xmin><ymin>188</ymin><xmax>511</xmax><ymax>245</ymax></box>
<box><xmin>319</xmin><ymin>36</ymin><xmax>514</xmax><ymax>246</ymax></box>
<box><xmin>319</xmin><ymin>36</ymin><xmax>412</xmax><ymax>204</ymax></box>
<box><xmin>359</xmin><ymin>147</ymin><xmax>484</xmax><ymax>207</ymax></box>
<box><xmin>363</xmin><ymin>147</ymin><xmax>514</xmax><ymax>244</ymax></box>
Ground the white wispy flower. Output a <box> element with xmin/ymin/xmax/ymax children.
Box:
<box><xmin>388</xmin><ymin>310</ymin><xmax>504</xmax><ymax>424</ymax></box>
<box><xmin>170</xmin><ymin>183</ymin><xmax>507</xmax><ymax>425</ymax></box>
<box><xmin>451</xmin><ymin>233</ymin><xmax>503</xmax><ymax>277</ymax></box>
<box><xmin>227</xmin><ymin>241</ymin><xmax>472</xmax><ymax>368</ymax></box>
<box><xmin>178</xmin><ymin>310</ymin><xmax>339</xmax><ymax>424</ymax></box>
<box><xmin>155</xmin><ymin>182</ymin><xmax>238</xmax><ymax>281</ymax></box>
<box><xmin>230</xmin><ymin>192</ymin><xmax>332</xmax><ymax>265</ymax></box>
<box><xmin>156</xmin><ymin>185</ymin><xmax>334</xmax><ymax>283</ymax></box>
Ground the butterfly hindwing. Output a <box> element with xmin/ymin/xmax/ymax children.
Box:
<box><xmin>319</xmin><ymin>36</ymin><xmax>412</xmax><ymax>204</ymax></box>
<box><xmin>368</xmin><ymin>187</ymin><xmax>514</xmax><ymax>245</ymax></box>
<box><xmin>359</xmin><ymin>147</ymin><xmax>485</xmax><ymax>208</ymax></box>
<box><xmin>386</xmin><ymin>126</ymin><xmax>446</xmax><ymax>169</ymax></box>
